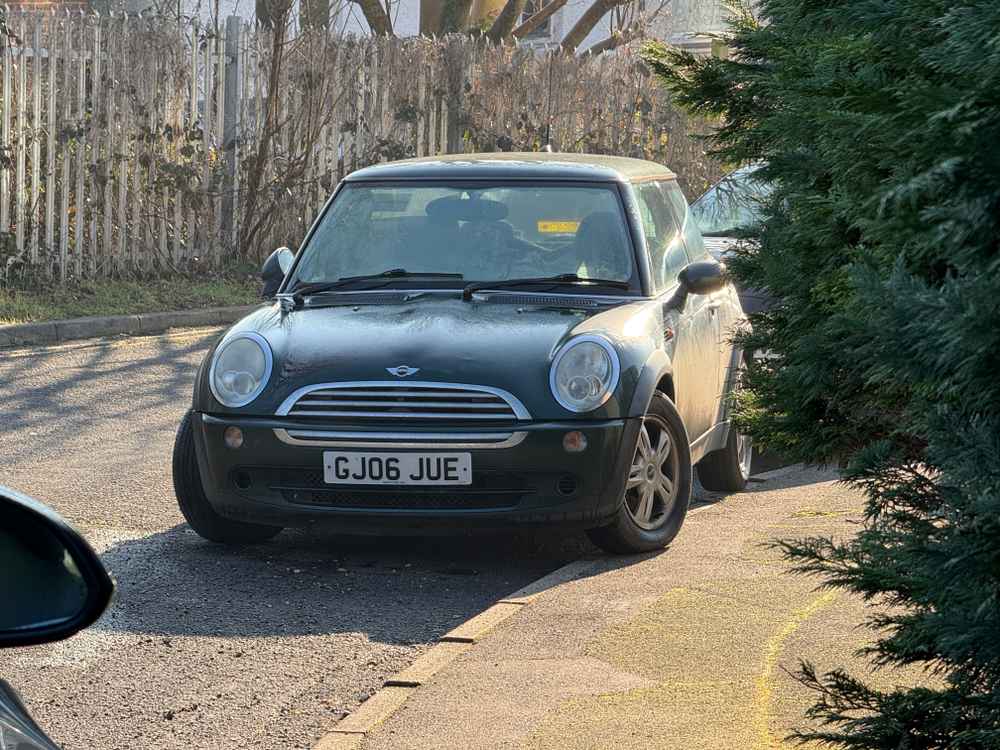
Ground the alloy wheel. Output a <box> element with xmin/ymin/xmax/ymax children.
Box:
<box><xmin>625</xmin><ymin>415</ymin><xmax>680</xmax><ymax>531</ymax></box>
<box><xmin>737</xmin><ymin>431</ymin><xmax>753</xmax><ymax>480</ymax></box>
<box><xmin>732</xmin><ymin>356</ymin><xmax>752</xmax><ymax>480</ymax></box>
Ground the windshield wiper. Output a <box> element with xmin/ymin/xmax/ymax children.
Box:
<box><xmin>288</xmin><ymin>269</ymin><xmax>463</xmax><ymax>307</ymax></box>
<box><xmin>462</xmin><ymin>274</ymin><xmax>630</xmax><ymax>301</ymax></box>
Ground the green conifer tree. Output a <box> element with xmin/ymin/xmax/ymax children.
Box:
<box><xmin>643</xmin><ymin>0</ymin><xmax>1000</xmax><ymax>746</ymax></box>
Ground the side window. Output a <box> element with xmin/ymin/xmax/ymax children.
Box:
<box><xmin>662</xmin><ymin>180</ymin><xmax>707</xmax><ymax>261</ymax></box>
<box><xmin>635</xmin><ymin>181</ymin><xmax>690</xmax><ymax>292</ymax></box>
<box><xmin>636</xmin><ymin>187</ymin><xmax>658</xmax><ymax>245</ymax></box>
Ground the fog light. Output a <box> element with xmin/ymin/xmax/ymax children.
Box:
<box><xmin>234</xmin><ymin>470</ymin><xmax>252</xmax><ymax>490</ymax></box>
<box><xmin>562</xmin><ymin>430</ymin><xmax>587</xmax><ymax>453</ymax></box>
<box><xmin>224</xmin><ymin>426</ymin><xmax>244</xmax><ymax>449</ymax></box>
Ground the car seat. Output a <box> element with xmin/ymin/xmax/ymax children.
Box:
<box><xmin>572</xmin><ymin>211</ymin><xmax>630</xmax><ymax>279</ymax></box>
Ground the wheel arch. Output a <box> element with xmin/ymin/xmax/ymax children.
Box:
<box><xmin>626</xmin><ymin>348</ymin><xmax>675</xmax><ymax>418</ymax></box>
<box><xmin>655</xmin><ymin>373</ymin><xmax>675</xmax><ymax>403</ymax></box>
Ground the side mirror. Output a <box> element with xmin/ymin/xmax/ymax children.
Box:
<box><xmin>0</xmin><ymin>486</ymin><xmax>114</xmax><ymax>649</ymax></box>
<box><xmin>261</xmin><ymin>247</ymin><xmax>295</xmax><ymax>299</ymax></box>
<box><xmin>665</xmin><ymin>260</ymin><xmax>728</xmax><ymax>312</ymax></box>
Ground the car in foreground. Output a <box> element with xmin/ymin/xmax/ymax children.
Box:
<box><xmin>173</xmin><ymin>153</ymin><xmax>751</xmax><ymax>554</ymax></box>
<box><xmin>0</xmin><ymin>485</ymin><xmax>114</xmax><ymax>750</ymax></box>
<box><xmin>690</xmin><ymin>163</ymin><xmax>772</xmax><ymax>315</ymax></box>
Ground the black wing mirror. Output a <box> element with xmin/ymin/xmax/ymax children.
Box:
<box><xmin>261</xmin><ymin>247</ymin><xmax>295</xmax><ymax>299</ymax></box>
<box><xmin>665</xmin><ymin>260</ymin><xmax>728</xmax><ymax>312</ymax></box>
<box><xmin>0</xmin><ymin>486</ymin><xmax>113</xmax><ymax>648</ymax></box>
<box><xmin>0</xmin><ymin>489</ymin><xmax>113</xmax><ymax>750</ymax></box>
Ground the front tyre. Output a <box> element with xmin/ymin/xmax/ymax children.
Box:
<box><xmin>172</xmin><ymin>410</ymin><xmax>283</xmax><ymax>544</ymax></box>
<box><xmin>587</xmin><ymin>392</ymin><xmax>692</xmax><ymax>554</ymax></box>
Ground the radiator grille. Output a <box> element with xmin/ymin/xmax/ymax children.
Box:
<box><xmin>277</xmin><ymin>382</ymin><xmax>528</xmax><ymax>424</ymax></box>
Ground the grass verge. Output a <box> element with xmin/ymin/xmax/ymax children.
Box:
<box><xmin>0</xmin><ymin>275</ymin><xmax>260</xmax><ymax>325</ymax></box>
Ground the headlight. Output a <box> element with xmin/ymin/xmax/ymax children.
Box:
<box><xmin>209</xmin><ymin>332</ymin><xmax>273</xmax><ymax>407</ymax></box>
<box><xmin>549</xmin><ymin>335</ymin><xmax>621</xmax><ymax>413</ymax></box>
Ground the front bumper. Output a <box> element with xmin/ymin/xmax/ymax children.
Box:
<box><xmin>192</xmin><ymin>413</ymin><xmax>640</xmax><ymax>532</ymax></box>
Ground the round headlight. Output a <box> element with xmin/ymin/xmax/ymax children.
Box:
<box><xmin>209</xmin><ymin>332</ymin><xmax>273</xmax><ymax>408</ymax></box>
<box><xmin>550</xmin><ymin>335</ymin><xmax>621</xmax><ymax>413</ymax></box>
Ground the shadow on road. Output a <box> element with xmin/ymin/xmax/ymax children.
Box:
<box><xmin>85</xmin><ymin>450</ymin><xmax>803</xmax><ymax>643</ymax></box>
<box><xmin>0</xmin><ymin>330</ymin><xmax>220</xmax><ymax>468</ymax></box>
<box><xmin>92</xmin><ymin>524</ymin><xmax>593</xmax><ymax>640</ymax></box>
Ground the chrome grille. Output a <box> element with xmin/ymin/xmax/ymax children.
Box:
<box><xmin>274</xmin><ymin>429</ymin><xmax>527</xmax><ymax>449</ymax></box>
<box><xmin>276</xmin><ymin>381</ymin><xmax>529</xmax><ymax>423</ymax></box>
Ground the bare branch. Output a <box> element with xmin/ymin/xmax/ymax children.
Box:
<box><xmin>352</xmin><ymin>0</ymin><xmax>395</xmax><ymax>35</ymax></box>
<box><xmin>239</xmin><ymin>21</ymin><xmax>288</xmax><ymax>255</ymax></box>
<box><xmin>511</xmin><ymin>0</ymin><xmax>566</xmax><ymax>39</ymax></box>
<box><xmin>485</xmin><ymin>0</ymin><xmax>528</xmax><ymax>43</ymax></box>
<box><xmin>576</xmin><ymin>0</ymin><xmax>671</xmax><ymax>55</ymax></box>
<box><xmin>580</xmin><ymin>23</ymin><xmax>638</xmax><ymax>55</ymax></box>
<box><xmin>299</xmin><ymin>0</ymin><xmax>330</xmax><ymax>29</ymax></box>
<box><xmin>560</xmin><ymin>0</ymin><xmax>629</xmax><ymax>52</ymax></box>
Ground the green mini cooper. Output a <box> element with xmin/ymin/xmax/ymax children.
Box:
<box><xmin>173</xmin><ymin>153</ymin><xmax>751</xmax><ymax>554</ymax></box>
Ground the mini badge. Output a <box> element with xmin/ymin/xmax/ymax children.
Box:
<box><xmin>387</xmin><ymin>365</ymin><xmax>420</xmax><ymax>378</ymax></box>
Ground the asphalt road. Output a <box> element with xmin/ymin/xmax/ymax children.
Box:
<box><xmin>0</xmin><ymin>329</ymin><xmax>594</xmax><ymax>750</ymax></box>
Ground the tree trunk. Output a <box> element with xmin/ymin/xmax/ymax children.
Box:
<box><xmin>560</xmin><ymin>0</ymin><xmax>626</xmax><ymax>52</ymax></box>
<box><xmin>299</xmin><ymin>0</ymin><xmax>330</xmax><ymax>28</ymax></box>
<box><xmin>511</xmin><ymin>0</ymin><xmax>565</xmax><ymax>39</ymax></box>
<box><xmin>439</xmin><ymin>0</ymin><xmax>476</xmax><ymax>33</ymax></box>
<box><xmin>255</xmin><ymin>0</ymin><xmax>290</xmax><ymax>28</ymax></box>
<box><xmin>485</xmin><ymin>0</ymin><xmax>528</xmax><ymax>43</ymax></box>
<box><xmin>354</xmin><ymin>0</ymin><xmax>394</xmax><ymax>35</ymax></box>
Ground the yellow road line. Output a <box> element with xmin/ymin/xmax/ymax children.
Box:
<box><xmin>753</xmin><ymin>590</ymin><xmax>839</xmax><ymax>749</ymax></box>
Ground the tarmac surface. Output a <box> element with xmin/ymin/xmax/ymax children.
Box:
<box><xmin>0</xmin><ymin>329</ymin><xmax>591</xmax><ymax>750</ymax></box>
<box><xmin>1</xmin><ymin>327</ymin><xmax>790</xmax><ymax>750</ymax></box>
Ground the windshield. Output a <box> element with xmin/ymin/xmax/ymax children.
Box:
<box><xmin>690</xmin><ymin>166</ymin><xmax>772</xmax><ymax>236</ymax></box>
<box><xmin>289</xmin><ymin>182</ymin><xmax>637</xmax><ymax>291</ymax></box>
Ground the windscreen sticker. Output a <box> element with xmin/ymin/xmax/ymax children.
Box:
<box><xmin>537</xmin><ymin>220</ymin><xmax>580</xmax><ymax>233</ymax></box>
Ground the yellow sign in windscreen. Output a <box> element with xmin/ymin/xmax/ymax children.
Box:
<box><xmin>537</xmin><ymin>220</ymin><xmax>580</xmax><ymax>234</ymax></box>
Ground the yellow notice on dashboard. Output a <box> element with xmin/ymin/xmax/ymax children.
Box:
<box><xmin>537</xmin><ymin>220</ymin><xmax>580</xmax><ymax>233</ymax></box>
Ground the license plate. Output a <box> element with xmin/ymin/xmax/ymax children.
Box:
<box><xmin>323</xmin><ymin>451</ymin><xmax>472</xmax><ymax>485</ymax></box>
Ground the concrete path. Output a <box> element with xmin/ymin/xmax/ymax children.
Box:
<box><xmin>354</xmin><ymin>466</ymin><xmax>921</xmax><ymax>750</ymax></box>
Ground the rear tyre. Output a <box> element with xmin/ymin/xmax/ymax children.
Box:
<box><xmin>172</xmin><ymin>410</ymin><xmax>282</xmax><ymax>544</ymax></box>
<box><xmin>587</xmin><ymin>392</ymin><xmax>692</xmax><ymax>555</ymax></box>
<box><xmin>696</xmin><ymin>354</ymin><xmax>752</xmax><ymax>493</ymax></box>
<box><xmin>696</xmin><ymin>425</ymin><xmax>752</xmax><ymax>492</ymax></box>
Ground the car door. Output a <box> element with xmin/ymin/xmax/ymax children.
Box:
<box><xmin>663</xmin><ymin>180</ymin><xmax>734</xmax><ymax>424</ymax></box>
<box><xmin>633</xmin><ymin>180</ymin><xmax>718</xmax><ymax>443</ymax></box>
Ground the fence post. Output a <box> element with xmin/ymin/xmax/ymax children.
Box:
<box><xmin>29</xmin><ymin>17</ymin><xmax>40</xmax><ymax>265</ymax></box>
<box><xmin>15</xmin><ymin>15</ymin><xmax>26</xmax><ymax>258</ymax></box>
<box><xmin>222</xmin><ymin>15</ymin><xmax>240</xmax><ymax>258</ymax></box>
<box><xmin>1</xmin><ymin>17</ymin><xmax>11</xmax><ymax>240</ymax></box>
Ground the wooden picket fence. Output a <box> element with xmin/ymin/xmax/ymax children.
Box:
<box><xmin>0</xmin><ymin>12</ymin><xmax>722</xmax><ymax>282</ymax></box>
